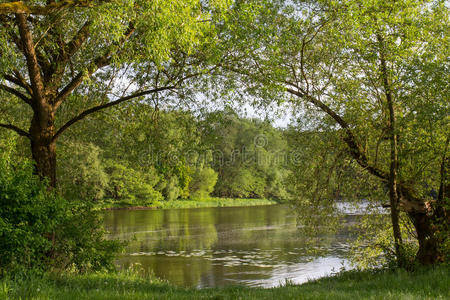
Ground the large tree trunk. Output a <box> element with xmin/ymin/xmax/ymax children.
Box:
<box><xmin>409</xmin><ymin>211</ymin><xmax>441</xmax><ymax>265</ymax></box>
<box><xmin>410</xmin><ymin>143</ymin><xmax>450</xmax><ymax>265</ymax></box>
<box><xmin>31</xmin><ymin>139</ymin><xmax>57</xmax><ymax>188</ymax></box>
<box><xmin>30</xmin><ymin>110</ymin><xmax>57</xmax><ymax>188</ymax></box>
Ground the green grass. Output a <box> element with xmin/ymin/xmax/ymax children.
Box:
<box><xmin>99</xmin><ymin>197</ymin><xmax>279</xmax><ymax>210</ymax></box>
<box><xmin>158</xmin><ymin>197</ymin><xmax>278</xmax><ymax>209</ymax></box>
<box><xmin>2</xmin><ymin>266</ymin><xmax>449</xmax><ymax>299</ymax></box>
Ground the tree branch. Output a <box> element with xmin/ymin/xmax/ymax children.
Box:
<box><xmin>286</xmin><ymin>87</ymin><xmax>389</xmax><ymax>181</ymax></box>
<box><xmin>35</xmin><ymin>47</ymin><xmax>53</xmax><ymax>81</ymax></box>
<box><xmin>4</xmin><ymin>72</ymin><xmax>33</xmax><ymax>96</ymax></box>
<box><xmin>286</xmin><ymin>87</ymin><xmax>428</xmax><ymax>213</ymax></box>
<box><xmin>52</xmin><ymin>86</ymin><xmax>175</xmax><ymax>142</ymax></box>
<box><xmin>44</xmin><ymin>20</ymin><xmax>91</xmax><ymax>89</ymax></box>
<box><xmin>0</xmin><ymin>123</ymin><xmax>30</xmax><ymax>138</ymax></box>
<box><xmin>0</xmin><ymin>84</ymin><xmax>32</xmax><ymax>105</ymax></box>
<box><xmin>65</xmin><ymin>21</ymin><xmax>91</xmax><ymax>58</ymax></box>
<box><xmin>0</xmin><ymin>1</ymin><xmax>110</xmax><ymax>15</ymax></box>
<box><xmin>6</xmin><ymin>27</ymin><xmax>25</xmax><ymax>54</ymax></box>
<box><xmin>53</xmin><ymin>22</ymin><xmax>135</xmax><ymax>108</ymax></box>
<box><xmin>16</xmin><ymin>13</ymin><xmax>44</xmax><ymax>103</ymax></box>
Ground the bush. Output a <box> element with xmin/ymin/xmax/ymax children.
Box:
<box><xmin>350</xmin><ymin>213</ymin><xmax>419</xmax><ymax>270</ymax></box>
<box><xmin>229</xmin><ymin>169</ymin><xmax>265</xmax><ymax>198</ymax></box>
<box><xmin>189</xmin><ymin>167</ymin><xmax>218</xmax><ymax>200</ymax></box>
<box><xmin>57</xmin><ymin>141</ymin><xmax>109</xmax><ymax>201</ymax></box>
<box><xmin>104</xmin><ymin>160</ymin><xmax>163</xmax><ymax>205</ymax></box>
<box><xmin>0</xmin><ymin>156</ymin><xmax>122</xmax><ymax>274</ymax></box>
<box><xmin>163</xmin><ymin>176</ymin><xmax>181</xmax><ymax>201</ymax></box>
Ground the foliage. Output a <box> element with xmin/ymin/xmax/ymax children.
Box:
<box><xmin>0</xmin><ymin>160</ymin><xmax>55</xmax><ymax>273</ymax></box>
<box><xmin>0</xmin><ymin>0</ymin><xmax>231</xmax><ymax>188</ymax></box>
<box><xmin>100</xmin><ymin>198</ymin><xmax>277</xmax><ymax>210</ymax></box>
<box><xmin>57</xmin><ymin>141</ymin><xmax>109</xmax><ymax>201</ymax></box>
<box><xmin>201</xmin><ymin>109</ymin><xmax>291</xmax><ymax>199</ymax></box>
<box><xmin>103</xmin><ymin>160</ymin><xmax>163</xmax><ymax>206</ymax></box>
<box><xmin>55</xmin><ymin>106</ymin><xmax>292</xmax><ymax>204</ymax></box>
<box><xmin>161</xmin><ymin>176</ymin><xmax>180</xmax><ymax>202</ymax></box>
<box><xmin>161</xmin><ymin>198</ymin><xmax>277</xmax><ymax>209</ymax></box>
<box><xmin>0</xmin><ymin>147</ymin><xmax>122</xmax><ymax>274</ymax></box>
<box><xmin>350</xmin><ymin>213</ymin><xmax>420</xmax><ymax>270</ymax></box>
<box><xmin>215</xmin><ymin>0</ymin><xmax>449</xmax><ymax>264</ymax></box>
<box><xmin>189</xmin><ymin>167</ymin><xmax>218</xmax><ymax>200</ymax></box>
<box><xmin>1</xmin><ymin>0</ymin><xmax>447</xmax><ymax>271</ymax></box>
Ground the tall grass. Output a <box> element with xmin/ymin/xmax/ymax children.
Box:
<box><xmin>159</xmin><ymin>197</ymin><xmax>278</xmax><ymax>209</ymax></box>
<box><xmin>100</xmin><ymin>197</ymin><xmax>278</xmax><ymax>210</ymax></box>
<box><xmin>2</xmin><ymin>266</ymin><xmax>448</xmax><ymax>299</ymax></box>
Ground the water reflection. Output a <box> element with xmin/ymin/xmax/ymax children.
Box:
<box><xmin>104</xmin><ymin>205</ymin><xmax>353</xmax><ymax>288</ymax></box>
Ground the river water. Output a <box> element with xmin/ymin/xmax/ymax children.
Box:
<box><xmin>104</xmin><ymin>204</ymin><xmax>355</xmax><ymax>288</ymax></box>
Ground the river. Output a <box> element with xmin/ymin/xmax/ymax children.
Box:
<box><xmin>104</xmin><ymin>204</ymin><xmax>355</xmax><ymax>288</ymax></box>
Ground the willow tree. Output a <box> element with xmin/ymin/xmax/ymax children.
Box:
<box><xmin>219</xmin><ymin>0</ymin><xmax>449</xmax><ymax>264</ymax></box>
<box><xmin>0</xmin><ymin>0</ymin><xmax>226</xmax><ymax>187</ymax></box>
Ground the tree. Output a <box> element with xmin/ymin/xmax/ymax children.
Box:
<box><xmin>189</xmin><ymin>166</ymin><xmax>218</xmax><ymax>199</ymax></box>
<box><xmin>0</xmin><ymin>0</ymin><xmax>224</xmax><ymax>187</ymax></box>
<box><xmin>200</xmin><ymin>109</ymin><xmax>291</xmax><ymax>199</ymax></box>
<box><xmin>57</xmin><ymin>141</ymin><xmax>108</xmax><ymax>201</ymax></box>
<box><xmin>219</xmin><ymin>0</ymin><xmax>449</xmax><ymax>264</ymax></box>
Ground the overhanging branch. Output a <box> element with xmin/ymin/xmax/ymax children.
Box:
<box><xmin>0</xmin><ymin>123</ymin><xmax>30</xmax><ymax>138</ymax></box>
<box><xmin>53</xmin><ymin>22</ymin><xmax>135</xmax><ymax>108</ymax></box>
<box><xmin>4</xmin><ymin>72</ymin><xmax>33</xmax><ymax>96</ymax></box>
<box><xmin>65</xmin><ymin>21</ymin><xmax>92</xmax><ymax>58</ymax></box>
<box><xmin>287</xmin><ymin>87</ymin><xmax>429</xmax><ymax>213</ymax></box>
<box><xmin>0</xmin><ymin>84</ymin><xmax>32</xmax><ymax>106</ymax></box>
<box><xmin>52</xmin><ymin>86</ymin><xmax>175</xmax><ymax>142</ymax></box>
<box><xmin>286</xmin><ymin>87</ymin><xmax>389</xmax><ymax>181</ymax></box>
<box><xmin>0</xmin><ymin>1</ymin><xmax>111</xmax><ymax>15</ymax></box>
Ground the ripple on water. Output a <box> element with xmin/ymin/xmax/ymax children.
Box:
<box><xmin>106</xmin><ymin>204</ymin><xmax>356</xmax><ymax>288</ymax></box>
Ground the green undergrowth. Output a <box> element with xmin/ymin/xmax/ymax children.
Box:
<box><xmin>98</xmin><ymin>197</ymin><xmax>279</xmax><ymax>210</ymax></box>
<box><xmin>1</xmin><ymin>266</ymin><xmax>449</xmax><ymax>300</ymax></box>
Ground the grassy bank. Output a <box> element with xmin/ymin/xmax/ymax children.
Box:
<box><xmin>2</xmin><ymin>266</ymin><xmax>449</xmax><ymax>299</ymax></box>
<box><xmin>99</xmin><ymin>197</ymin><xmax>279</xmax><ymax>210</ymax></box>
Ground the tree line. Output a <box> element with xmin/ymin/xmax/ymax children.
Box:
<box><xmin>56</xmin><ymin>106</ymin><xmax>293</xmax><ymax>205</ymax></box>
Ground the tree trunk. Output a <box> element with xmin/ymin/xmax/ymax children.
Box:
<box><xmin>409</xmin><ymin>211</ymin><xmax>440</xmax><ymax>265</ymax></box>
<box><xmin>378</xmin><ymin>34</ymin><xmax>403</xmax><ymax>264</ymax></box>
<box><xmin>29</xmin><ymin>111</ymin><xmax>57</xmax><ymax>188</ymax></box>
<box><xmin>409</xmin><ymin>142</ymin><xmax>449</xmax><ymax>265</ymax></box>
<box><xmin>31</xmin><ymin>139</ymin><xmax>57</xmax><ymax>188</ymax></box>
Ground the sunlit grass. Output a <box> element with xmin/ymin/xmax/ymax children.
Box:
<box><xmin>99</xmin><ymin>197</ymin><xmax>279</xmax><ymax>210</ymax></box>
<box><xmin>159</xmin><ymin>197</ymin><xmax>278</xmax><ymax>209</ymax></box>
<box><xmin>2</xmin><ymin>266</ymin><xmax>449</xmax><ymax>300</ymax></box>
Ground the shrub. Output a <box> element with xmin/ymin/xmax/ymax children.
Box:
<box><xmin>57</xmin><ymin>141</ymin><xmax>109</xmax><ymax>201</ymax></box>
<box><xmin>350</xmin><ymin>213</ymin><xmax>419</xmax><ymax>270</ymax></box>
<box><xmin>104</xmin><ymin>160</ymin><xmax>163</xmax><ymax>205</ymax></box>
<box><xmin>163</xmin><ymin>176</ymin><xmax>181</xmax><ymax>201</ymax></box>
<box><xmin>0</xmin><ymin>156</ymin><xmax>122</xmax><ymax>274</ymax></box>
<box><xmin>189</xmin><ymin>167</ymin><xmax>218</xmax><ymax>200</ymax></box>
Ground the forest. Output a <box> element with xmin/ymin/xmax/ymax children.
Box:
<box><xmin>39</xmin><ymin>106</ymin><xmax>293</xmax><ymax>205</ymax></box>
<box><xmin>0</xmin><ymin>0</ymin><xmax>448</xmax><ymax>298</ymax></box>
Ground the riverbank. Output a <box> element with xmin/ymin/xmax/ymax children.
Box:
<box><xmin>2</xmin><ymin>266</ymin><xmax>448</xmax><ymax>299</ymax></box>
<box><xmin>100</xmin><ymin>197</ymin><xmax>279</xmax><ymax>210</ymax></box>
